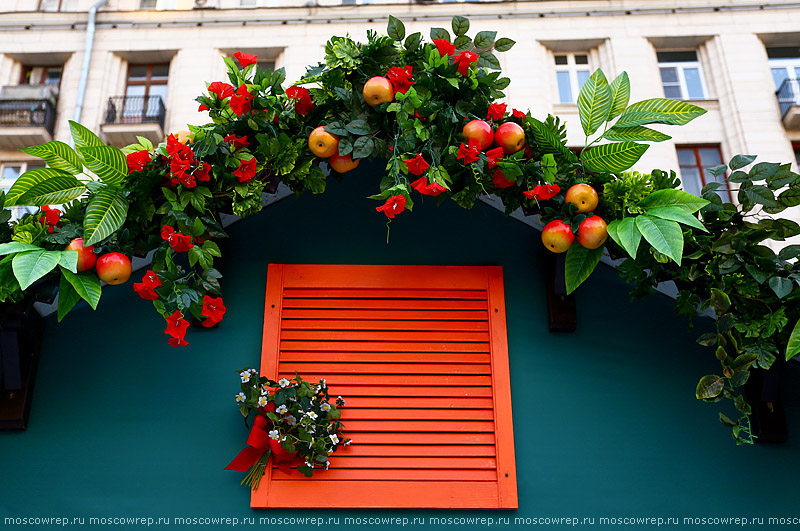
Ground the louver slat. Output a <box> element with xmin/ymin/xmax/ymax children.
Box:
<box><xmin>252</xmin><ymin>264</ymin><xmax>517</xmax><ymax>509</ymax></box>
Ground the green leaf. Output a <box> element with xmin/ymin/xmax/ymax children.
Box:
<box><xmin>719</xmin><ymin>412</ymin><xmax>737</xmax><ymax>427</ymax></box>
<box><xmin>0</xmin><ymin>242</ymin><xmax>42</xmax><ymax>256</ymax></box>
<box><xmin>61</xmin><ymin>267</ymin><xmax>101</xmax><ymax>309</ymax></box>
<box><xmin>12</xmin><ymin>250</ymin><xmax>61</xmax><ymax>290</ymax></box>
<box><xmin>786</xmin><ymin>318</ymin><xmax>800</xmax><ymax>361</ymax></box>
<box><xmin>473</xmin><ymin>31</ymin><xmax>496</xmax><ymax>49</ymax></box>
<box><xmin>607</xmin><ymin>72</ymin><xmax>630</xmax><ymax>121</ymax></box>
<box><xmin>708</xmin><ymin>164</ymin><xmax>728</xmax><ymax>178</ymax></box>
<box><xmin>729</xmin><ymin>154</ymin><xmax>756</xmax><ymax>170</ymax></box>
<box><xmin>577</xmin><ymin>69</ymin><xmax>612</xmax><ymax>136</ymax></box>
<box><xmin>69</xmin><ymin>120</ymin><xmax>104</xmax><ymax>149</ymax></box>
<box><xmin>528</xmin><ymin>118</ymin><xmax>578</xmax><ymax>164</ymax></box>
<box><xmin>603</xmin><ymin>125</ymin><xmax>670</xmax><ymax>142</ymax></box>
<box><xmin>709</xmin><ymin>288</ymin><xmax>731</xmax><ymax>314</ymax></box>
<box><xmin>606</xmin><ymin>217</ymin><xmax>641</xmax><ymax>258</ymax></box>
<box><xmin>5</xmin><ymin>168</ymin><xmax>84</xmax><ymax>207</ymax></box>
<box><xmin>20</xmin><ymin>140</ymin><xmax>83</xmax><ymax>174</ymax></box>
<box><xmin>778</xmin><ymin>244</ymin><xmax>800</xmax><ymax>261</ymax></box>
<box><xmin>564</xmin><ymin>245</ymin><xmax>603</xmax><ymax>294</ymax></box>
<box><xmin>352</xmin><ymin>137</ymin><xmax>374</xmax><ymax>159</ymax></box>
<box><xmin>83</xmin><ymin>187</ymin><xmax>129</xmax><ymax>246</ymax></box>
<box><xmin>451</xmin><ymin>16</ymin><xmax>469</xmax><ymax>36</ymax></box>
<box><xmin>696</xmin><ymin>333</ymin><xmax>717</xmax><ymax>347</ymax></box>
<box><xmin>696</xmin><ymin>375</ymin><xmax>724</xmax><ymax>399</ymax></box>
<box><xmin>778</xmin><ymin>188</ymin><xmax>800</xmax><ymax>208</ymax></box>
<box><xmin>581</xmin><ymin>142</ymin><xmax>648</xmax><ymax>173</ymax></box>
<box><xmin>645</xmin><ymin>206</ymin><xmax>707</xmax><ymax>232</ymax></box>
<box><xmin>477</xmin><ymin>51</ymin><xmax>500</xmax><ymax>70</ymax></box>
<box><xmin>77</xmin><ymin>146</ymin><xmax>128</xmax><ymax>186</ymax></box>
<box><xmin>387</xmin><ymin>15</ymin><xmax>405</xmax><ymax>41</ymax></box>
<box><xmin>768</xmin><ymin>276</ymin><xmax>793</xmax><ymax>299</ymax></box>
<box><xmin>57</xmin><ymin>274</ymin><xmax>81</xmax><ymax>322</ymax></box>
<box><xmin>344</xmin><ymin>119</ymin><xmax>371</xmax><ymax>136</ymax></box>
<box><xmin>430</xmin><ymin>27</ymin><xmax>450</xmax><ymax>42</ymax></box>
<box><xmin>453</xmin><ymin>35</ymin><xmax>471</xmax><ymax>50</ymax></box>
<box><xmin>404</xmin><ymin>32</ymin><xmax>422</xmax><ymax>50</ymax></box>
<box><xmin>15</xmin><ymin>174</ymin><xmax>86</xmax><ymax>207</ymax></box>
<box><xmin>58</xmin><ymin>250</ymin><xmax>78</xmax><ymax>274</ymax></box>
<box><xmin>635</xmin><ymin>215</ymin><xmax>684</xmax><ymax>265</ymax></box>
<box><xmin>728</xmin><ymin>170</ymin><xmax>750</xmax><ymax>183</ymax></box>
<box><xmin>744</xmin><ymin>185</ymin><xmax>777</xmax><ymax>207</ymax></box>
<box><xmin>749</xmin><ymin>161</ymin><xmax>779</xmax><ymax>181</ymax></box>
<box><xmin>615</xmin><ymin>98</ymin><xmax>707</xmax><ymax>128</ymax></box>
<box><xmin>493</xmin><ymin>37</ymin><xmax>515</xmax><ymax>52</ymax></box>
<box><xmin>638</xmin><ymin>189</ymin><xmax>709</xmax><ymax>212</ymax></box>
<box><xmin>732</xmin><ymin>353</ymin><xmax>758</xmax><ymax>371</ymax></box>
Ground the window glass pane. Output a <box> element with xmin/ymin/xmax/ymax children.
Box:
<box><xmin>772</xmin><ymin>67</ymin><xmax>789</xmax><ymax>90</ymax></box>
<box><xmin>147</xmin><ymin>85</ymin><xmax>168</xmax><ymax>116</ymax></box>
<box><xmin>556</xmin><ymin>71</ymin><xmax>572</xmax><ymax>103</ymax></box>
<box><xmin>151</xmin><ymin>65</ymin><xmax>169</xmax><ymax>79</ymax></box>
<box><xmin>794</xmin><ymin>147</ymin><xmax>800</xmax><ymax>167</ymax></box>
<box><xmin>240</xmin><ymin>0</ymin><xmax>258</xmax><ymax>4</ymax></box>
<box><xmin>125</xmin><ymin>84</ymin><xmax>146</xmax><ymax>98</ymax></box>
<box><xmin>795</xmin><ymin>67</ymin><xmax>800</xmax><ymax>80</ymax></box>
<box><xmin>576</xmin><ymin>70</ymin><xmax>590</xmax><ymax>90</ymax></box>
<box><xmin>61</xmin><ymin>0</ymin><xmax>77</xmax><ymax>10</ymax></box>
<box><xmin>574</xmin><ymin>54</ymin><xmax>589</xmax><ymax>65</ymax></box>
<box><xmin>677</xmin><ymin>148</ymin><xmax>696</xmax><ymax>166</ymax></box>
<box><xmin>1</xmin><ymin>166</ymin><xmax>22</xmax><ymax>180</ymax></box>
<box><xmin>140</xmin><ymin>0</ymin><xmax>157</xmax><ymax>7</ymax></box>
<box><xmin>698</xmin><ymin>147</ymin><xmax>722</xmax><ymax>166</ymax></box>
<box><xmin>27</xmin><ymin>163</ymin><xmax>46</xmax><ymax>171</ymax></box>
<box><xmin>128</xmin><ymin>66</ymin><xmax>149</xmax><ymax>81</ymax></box>
<box><xmin>683</xmin><ymin>68</ymin><xmax>704</xmax><ymax>99</ymax></box>
<box><xmin>554</xmin><ymin>55</ymin><xmax>568</xmax><ymax>65</ymax></box>
<box><xmin>680</xmin><ymin>167</ymin><xmax>703</xmax><ymax>197</ymax></box>
<box><xmin>45</xmin><ymin>68</ymin><xmax>62</xmax><ymax>85</ymax></box>
<box><xmin>257</xmin><ymin>61</ymin><xmax>275</xmax><ymax>72</ymax></box>
<box><xmin>657</xmin><ymin>51</ymin><xmax>698</xmax><ymax>62</ymax></box>
<box><xmin>660</xmin><ymin>67</ymin><xmax>678</xmax><ymax>83</ymax></box>
<box><xmin>39</xmin><ymin>0</ymin><xmax>59</xmax><ymax>11</ymax></box>
<box><xmin>663</xmin><ymin>85</ymin><xmax>682</xmax><ymax>99</ymax></box>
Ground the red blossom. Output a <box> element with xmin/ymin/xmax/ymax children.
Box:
<box><xmin>492</xmin><ymin>170</ymin><xmax>515</xmax><ymax>189</ymax></box>
<box><xmin>285</xmin><ymin>86</ymin><xmax>315</xmax><ymax>116</ymax></box>
<box><xmin>126</xmin><ymin>150</ymin><xmax>151</xmax><ymax>173</ymax></box>
<box><xmin>229</xmin><ymin>84</ymin><xmax>253</xmax><ymax>117</ymax></box>
<box><xmin>486</xmin><ymin>147</ymin><xmax>504</xmax><ymax>169</ymax></box>
<box><xmin>201</xmin><ymin>295</ymin><xmax>227</xmax><ymax>327</ymax></box>
<box><xmin>223</xmin><ymin>134</ymin><xmax>250</xmax><ymax>150</ymax></box>
<box><xmin>386</xmin><ymin>66</ymin><xmax>414</xmax><ymax>95</ymax></box>
<box><xmin>410</xmin><ymin>177</ymin><xmax>447</xmax><ymax>197</ymax></box>
<box><xmin>487</xmin><ymin>103</ymin><xmax>507</xmax><ymax>121</ymax></box>
<box><xmin>234</xmin><ymin>51</ymin><xmax>258</xmax><ymax>68</ymax></box>
<box><xmin>375</xmin><ymin>195</ymin><xmax>406</xmax><ymax>219</ymax></box>
<box><xmin>208</xmin><ymin>81</ymin><xmax>235</xmax><ymax>100</ymax></box>
<box><xmin>39</xmin><ymin>205</ymin><xmax>60</xmax><ymax>233</ymax></box>
<box><xmin>194</xmin><ymin>162</ymin><xmax>211</xmax><ymax>182</ymax></box>
<box><xmin>524</xmin><ymin>184</ymin><xmax>561</xmax><ymax>201</ymax></box>
<box><xmin>404</xmin><ymin>154</ymin><xmax>430</xmax><ymax>176</ymax></box>
<box><xmin>164</xmin><ymin>310</ymin><xmax>189</xmax><ymax>347</ymax></box>
<box><xmin>133</xmin><ymin>270</ymin><xmax>161</xmax><ymax>301</ymax></box>
<box><xmin>413</xmin><ymin>110</ymin><xmax>427</xmax><ymax>122</ymax></box>
<box><xmin>455</xmin><ymin>51</ymin><xmax>478</xmax><ymax>76</ymax></box>
<box><xmin>198</xmin><ymin>104</ymin><xmax>209</xmax><ymax>112</ymax></box>
<box><xmin>457</xmin><ymin>138</ymin><xmax>481</xmax><ymax>164</ymax></box>
<box><xmin>524</xmin><ymin>144</ymin><xmax>535</xmax><ymax>159</ymax></box>
<box><xmin>513</xmin><ymin>108</ymin><xmax>526</xmax><ymax>119</ymax></box>
<box><xmin>433</xmin><ymin>38</ymin><xmax>456</xmax><ymax>57</ymax></box>
<box><xmin>171</xmin><ymin>158</ymin><xmax>196</xmax><ymax>188</ymax></box>
<box><xmin>233</xmin><ymin>157</ymin><xmax>257</xmax><ymax>183</ymax></box>
<box><xmin>161</xmin><ymin>225</ymin><xmax>194</xmax><ymax>252</ymax></box>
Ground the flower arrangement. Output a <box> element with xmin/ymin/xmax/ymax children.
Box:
<box><xmin>226</xmin><ymin>370</ymin><xmax>349</xmax><ymax>486</ymax></box>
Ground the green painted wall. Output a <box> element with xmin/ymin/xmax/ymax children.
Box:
<box><xmin>1</xmin><ymin>164</ymin><xmax>798</xmax><ymax>529</ymax></box>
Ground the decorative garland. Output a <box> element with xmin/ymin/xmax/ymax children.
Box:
<box><xmin>0</xmin><ymin>15</ymin><xmax>798</xmax><ymax>444</ymax></box>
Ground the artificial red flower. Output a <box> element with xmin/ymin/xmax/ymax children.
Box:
<box><xmin>224</xmin><ymin>134</ymin><xmax>250</xmax><ymax>150</ymax></box>
<box><xmin>126</xmin><ymin>150</ymin><xmax>151</xmax><ymax>173</ymax></box>
<box><xmin>39</xmin><ymin>205</ymin><xmax>60</xmax><ymax>233</ymax></box>
<box><xmin>513</xmin><ymin>108</ymin><xmax>526</xmax><ymax>119</ymax></box>
<box><xmin>456</xmin><ymin>138</ymin><xmax>481</xmax><ymax>164</ymax></box>
<box><xmin>486</xmin><ymin>147</ymin><xmax>504</xmax><ymax>169</ymax></box>
<box><xmin>208</xmin><ymin>81</ymin><xmax>235</xmax><ymax>100</ymax></box>
<box><xmin>171</xmin><ymin>158</ymin><xmax>196</xmax><ymax>188</ymax></box>
<box><xmin>234</xmin><ymin>51</ymin><xmax>258</xmax><ymax>68</ymax></box>
<box><xmin>386</xmin><ymin>66</ymin><xmax>414</xmax><ymax>95</ymax></box>
<box><xmin>166</xmin><ymin>134</ymin><xmax>194</xmax><ymax>161</ymax></box>
<box><xmin>487</xmin><ymin>103</ymin><xmax>507</xmax><ymax>121</ymax></box>
<box><xmin>285</xmin><ymin>86</ymin><xmax>315</xmax><ymax>116</ymax></box>
<box><xmin>194</xmin><ymin>162</ymin><xmax>211</xmax><ymax>182</ymax></box>
<box><xmin>233</xmin><ymin>157</ymin><xmax>257</xmax><ymax>183</ymax></box>
<box><xmin>410</xmin><ymin>177</ymin><xmax>447</xmax><ymax>197</ymax></box>
<box><xmin>492</xmin><ymin>169</ymin><xmax>515</xmax><ymax>189</ymax></box>
<box><xmin>455</xmin><ymin>51</ymin><xmax>478</xmax><ymax>76</ymax></box>
<box><xmin>229</xmin><ymin>84</ymin><xmax>253</xmax><ymax>117</ymax></box>
<box><xmin>404</xmin><ymin>154</ymin><xmax>429</xmax><ymax>176</ymax></box>
<box><xmin>198</xmin><ymin>104</ymin><xmax>209</xmax><ymax>112</ymax></box>
<box><xmin>433</xmin><ymin>38</ymin><xmax>456</xmax><ymax>57</ymax></box>
<box><xmin>161</xmin><ymin>225</ymin><xmax>194</xmax><ymax>252</ymax></box>
<box><xmin>201</xmin><ymin>295</ymin><xmax>227</xmax><ymax>327</ymax></box>
<box><xmin>524</xmin><ymin>144</ymin><xmax>535</xmax><ymax>159</ymax></box>
<box><xmin>164</xmin><ymin>310</ymin><xmax>189</xmax><ymax>347</ymax></box>
<box><xmin>413</xmin><ymin>110</ymin><xmax>427</xmax><ymax>122</ymax></box>
<box><xmin>133</xmin><ymin>270</ymin><xmax>161</xmax><ymax>301</ymax></box>
<box><xmin>375</xmin><ymin>195</ymin><xmax>406</xmax><ymax>219</ymax></box>
<box><xmin>524</xmin><ymin>184</ymin><xmax>561</xmax><ymax>201</ymax></box>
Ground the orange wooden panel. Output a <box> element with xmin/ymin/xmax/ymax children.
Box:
<box><xmin>281</xmin><ymin>264</ymin><xmax>492</xmax><ymax>290</ymax></box>
<box><xmin>280</xmin><ymin>329</ymin><xmax>491</xmax><ymax>342</ymax></box>
<box><xmin>338</xmin><ymin>408</ymin><xmax>494</xmax><ymax>421</ymax></box>
<box><xmin>281</xmin><ymin>319</ymin><xmax>489</xmax><ymax>331</ymax></box>
<box><xmin>328</xmin><ymin>385</ymin><xmax>493</xmax><ymax>397</ymax></box>
<box><xmin>274</xmin><ymin>373</ymin><xmax>493</xmax><ymax>386</ymax></box>
<box><xmin>341</xmin><ymin>396</ymin><xmax>495</xmax><ymax>409</ymax></box>
<box><xmin>278</xmin><ymin>362</ymin><xmax>491</xmax><ymax>375</ymax></box>
<box><xmin>282</xmin><ymin>298</ymin><xmax>488</xmax><ymax>310</ymax></box>
<box><xmin>279</xmin><ymin>341</ymin><xmax>490</xmax><ymax>353</ymax></box>
<box><xmin>311</xmin><ymin>456</ymin><xmax>498</xmax><ymax>469</ymax></box>
<box><xmin>283</xmin><ymin>288</ymin><xmax>487</xmax><ymax>300</ymax></box>
<box><xmin>282</xmin><ymin>308</ymin><xmax>490</xmax><ymax>321</ymax></box>
<box><xmin>339</xmin><ymin>420</ymin><xmax>495</xmax><ymax>432</ymax></box>
<box><xmin>271</xmin><ymin>469</ymin><xmax>498</xmax><ymax>481</ymax></box>
<box><xmin>345</xmin><ymin>432</ymin><xmax>496</xmax><ymax>445</ymax></box>
<box><xmin>281</xmin><ymin>351</ymin><xmax>491</xmax><ymax>364</ymax></box>
<box><xmin>347</xmin><ymin>444</ymin><xmax>497</xmax><ymax>457</ymax></box>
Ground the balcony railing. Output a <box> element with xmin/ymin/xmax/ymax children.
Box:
<box><xmin>103</xmin><ymin>95</ymin><xmax>166</xmax><ymax>129</ymax></box>
<box><xmin>777</xmin><ymin>78</ymin><xmax>800</xmax><ymax>117</ymax></box>
<box><xmin>0</xmin><ymin>99</ymin><xmax>56</xmax><ymax>136</ymax></box>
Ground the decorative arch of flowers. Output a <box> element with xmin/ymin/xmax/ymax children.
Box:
<box><xmin>1</xmin><ymin>15</ymin><xmax>799</xmax><ymax>444</ymax></box>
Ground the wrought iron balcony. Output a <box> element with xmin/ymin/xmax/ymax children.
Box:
<box><xmin>777</xmin><ymin>78</ymin><xmax>800</xmax><ymax>129</ymax></box>
<box><xmin>100</xmin><ymin>95</ymin><xmax>166</xmax><ymax>147</ymax></box>
<box><xmin>0</xmin><ymin>98</ymin><xmax>56</xmax><ymax>150</ymax></box>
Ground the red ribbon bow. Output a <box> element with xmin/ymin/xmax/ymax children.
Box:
<box><xmin>226</xmin><ymin>415</ymin><xmax>302</xmax><ymax>475</ymax></box>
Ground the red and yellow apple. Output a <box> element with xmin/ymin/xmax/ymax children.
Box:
<box><xmin>308</xmin><ymin>126</ymin><xmax>340</xmax><ymax>158</ymax></box>
<box><xmin>565</xmin><ymin>183</ymin><xmax>599</xmax><ymax>213</ymax></box>
<box><xmin>362</xmin><ymin>76</ymin><xmax>394</xmax><ymax>107</ymax></box>
<box><xmin>577</xmin><ymin>216</ymin><xmax>608</xmax><ymax>249</ymax></box>
<box><xmin>173</xmin><ymin>129</ymin><xmax>193</xmax><ymax>144</ymax></box>
<box><xmin>329</xmin><ymin>153</ymin><xmax>360</xmax><ymax>173</ymax></box>
<box><xmin>96</xmin><ymin>252</ymin><xmax>132</xmax><ymax>285</ymax></box>
<box><xmin>541</xmin><ymin>219</ymin><xmax>574</xmax><ymax>253</ymax></box>
<box><xmin>65</xmin><ymin>238</ymin><xmax>97</xmax><ymax>272</ymax></box>
<box><xmin>462</xmin><ymin>119</ymin><xmax>494</xmax><ymax>151</ymax></box>
<box><xmin>494</xmin><ymin>122</ymin><xmax>525</xmax><ymax>155</ymax></box>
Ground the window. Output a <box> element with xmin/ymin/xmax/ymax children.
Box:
<box><xmin>767</xmin><ymin>47</ymin><xmax>800</xmax><ymax>90</ymax></box>
<box><xmin>793</xmin><ymin>142</ymin><xmax>800</xmax><ymax>168</ymax></box>
<box><xmin>677</xmin><ymin>145</ymin><xmax>730</xmax><ymax>202</ymax></box>
<box><xmin>658</xmin><ymin>51</ymin><xmax>707</xmax><ymax>100</ymax></box>
<box><xmin>139</xmin><ymin>0</ymin><xmax>157</xmax><ymax>8</ymax></box>
<box><xmin>554</xmin><ymin>53</ymin><xmax>590</xmax><ymax>103</ymax></box>
<box><xmin>20</xmin><ymin>66</ymin><xmax>62</xmax><ymax>89</ymax></box>
<box><xmin>0</xmin><ymin>162</ymin><xmax>46</xmax><ymax>221</ymax></box>
<box><xmin>124</xmin><ymin>64</ymin><xmax>169</xmax><ymax>122</ymax></box>
<box><xmin>38</xmin><ymin>0</ymin><xmax>78</xmax><ymax>11</ymax></box>
<box><xmin>254</xmin><ymin>264</ymin><xmax>517</xmax><ymax>509</ymax></box>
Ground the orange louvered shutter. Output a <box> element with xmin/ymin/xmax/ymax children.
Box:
<box><xmin>252</xmin><ymin>264</ymin><xmax>517</xmax><ymax>509</ymax></box>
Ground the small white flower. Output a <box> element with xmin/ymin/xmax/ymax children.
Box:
<box><xmin>305</xmin><ymin>460</ymin><xmax>313</xmax><ymax>468</ymax></box>
<box><xmin>330</xmin><ymin>434</ymin><xmax>340</xmax><ymax>445</ymax></box>
<box><xmin>343</xmin><ymin>439</ymin><xmax>351</xmax><ymax>446</ymax></box>
<box><xmin>306</xmin><ymin>411</ymin><xmax>318</xmax><ymax>420</ymax></box>
<box><xmin>257</xmin><ymin>396</ymin><xmax>268</xmax><ymax>408</ymax></box>
<box><xmin>268</xmin><ymin>429</ymin><xmax>280</xmax><ymax>440</ymax></box>
<box><xmin>315</xmin><ymin>385</ymin><xmax>321</xmax><ymax>393</ymax></box>
<box><xmin>337</xmin><ymin>396</ymin><xmax>345</xmax><ymax>406</ymax></box>
<box><xmin>308</xmin><ymin>425</ymin><xmax>316</xmax><ymax>433</ymax></box>
<box><xmin>319</xmin><ymin>379</ymin><xmax>327</xmax><ymax>388</ymax></box>
<box><xmin>327</xmin><ymin>448</ymin><xmax>334</xmax><ymax>455</ymax></box>
<box><xmin>320</xmin><ymin>402</ymin><xmax>332</xmax><ymax>412</ymax></box>
<box><xmin>327</xmin><ymin>424</ymin><xmax>334</xmax><ymax>432</ymax></box>
<box><xmin>285</xmin><ymin>415</ymin><xmax>297</xmax><ymax>426</ymax></box>
<box><xmin>278</xmin><ymin>378</ymin><xmax>290</xmax><ymax>388</ymax></box>
<box><xmin>276</xmin><ymin>404</ymin><xmax>288</xmax><ymax>415</ymax></box>
<box><xmin>308</xmin><ymin>437</ymin><xmax>314</xmax><ymax>448</ymax></box>
<box><xmin>235</xmin><ymin>392</ymin><xmax>246</xmax><ymax>403</ymax></box>
<box><xmin>249</xmin><ymin>368</ymin><xmax>258</xmax><ymax>374</ymax></box>
<box><xmin>310</xmin><ymin>395</ymin><xmax>315</xmax><ymax>402</ymax></box>
<box><xmin>324</xmin><ymin>461</ymin><xmax>330</xmax><ymax>470</ymax></box>
<box><xmin>240</xmin><ymin>371</ymin><xmax>251</xmax><ymax>383</ymax></box>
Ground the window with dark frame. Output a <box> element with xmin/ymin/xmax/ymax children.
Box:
<box><xmin>123</xmin><ymin>63</ymin><xmax>169</xmax><ymax>122</ymax></box>
<box><xmin>793</xmin><ymin>142</ymin><xmax>800</xmax><ymax>168</ymax></box>
<box><xmin>38</xmin><ymin>0</ymin><xmax>77</xmax><ymax>11</ymax></box>
<box><xmin>676</xmin><ymin>145</ymin><xmax>731</xmax><ymax>203</ymax></box>
<box><xmin>140</xmin><ymin>0</ymin><xmax>158</xmax><ymax>8</ymax></box>
<box><xmin>554</xmin><ymin>53</ymin><xmax>591</xmax><ymax>104</ymax></box>
<box><xmin>657</xmin><ymin>51</ymin><xmax>707</xmax><ymax>100</ymax></box>
<box><xmin>19</xmin><ymin>65</ymin><xmax>63</xmax><ymax>89</ymax></box>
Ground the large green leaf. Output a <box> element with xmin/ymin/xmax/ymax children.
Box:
<box><xmin>638</xmin><ymin>189</ymin><xmax>709</xmax><ymax>212</ymax></box>
<box><xmin>607</xmin><ymin>71</ymin><xmax>630</xmax><ymax>121</ymax></box>
<box><xmin>5</xmin><ymin>168</ymin><xmax>82</xmax><ymax>206</ymax></box>
<box><xmin>779</xmin><ymin>188</ymin><xmax>800</xmax><ymax>208</ymax></box>
<box><xmin>581</xmin><ymin>142</ymin><xmax>648</xmax><ymax>173</ymax></box>
<box><xmin>14</xmin><ymin>175</ymin><xmax>86</xmax><ymax>207</ymax></box>
<box><xmin>77</xmin><ymin>146</ymin><xmax>128</xmax><ymax>186</ymax></box>
<box><xmin>83</xmin><ymin>187</ymin><xmax>129</xmax><ymax>246</ymax></box>
<box><xmin>635</xmin><ymin>215</ymin><xmax>684</xmax><ymax>265</ymax></box>
<box><xmin>474</xmin><ymin>31</ymin><xmax>496</xmax><ymax>49</ymax></box>
<box><xmin>787</xmin><ymin>318</ymin><xmax>800</xmax><ymax>361</ymax></box>
<box><xmin>387</xmin><ymin>15</ymin><xmax>405</xmax><ymax>41</ymax></box>
<box><xmin>61</xmin><ymin>267</ymin><xmax>101</xmax><ymax>310</ymax></box>
<box><xmin>528</xmin><ymin>118</ymin><xmax>578</xmax><ymax>164</ymax></box>
<box><xmin>606</xmin><ymin>217</ymin><xmax>641</xmax><ymax>258</ymax></box>
<box><xmin>69</xmin><ymin>120</ymin><xmax>104</xmax><ymax>149</ymax></box>
<box><xmin>11</xmin><ymin>249</ymin><xmax>61</xmax><ymax>290</ymax></box>
<box><xmin>577</xmin><ymin>69</ymin><xmax>612</xmax><ymax>136</ymax></box>
<box><xmin>58</xmin><ymin>249</ymin><xmax>78</xmax><ymax>274</ymax></box>
<box><xmin>0</xmin><ymin>242</ymin><xmax>42</xmax><ymax>256</ymax></box>
<box><xmin>451</xmin><ymin>16</ymin><xmax>469</xmax><ymax>36</ymax></box>
<box><xmin>603</xmin><ymin>125</ymin><xmax>670</xmax><ymax>143</ymax></box>
<box><xmin>645</xmin><ymin>206</ymin><xmax>707</xmax><ymax>232</ymax></box>
<box><xmin>615</xmin><ymin>98</ymin><xmax>707</xmax><ymax>128</ymax></box>
<box><xmin>57</xmin><ymin>274</ymin><xmax>81</xmax><ymax>322</ymax></box>
<box><xmin>696</xmin><ymin>375</ymin><xmax>724</xmax><ymax>399</ymax></box>
<box><xmin>20</xmin><ymin>140</ymin><xmax>83</xmax><ymax>174</ymax></box>
<box><xmin>768</xmin><ymin>276</ymin><xmax>793</xmax><ymax>299</ymax></box>
<box><xmin>564</xmin><ymin>245</ymin><xmax>604</xmax><ymax>294</ymax></box>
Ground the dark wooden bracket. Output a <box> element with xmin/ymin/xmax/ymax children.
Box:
<box><xmin>545</xmin><ymin>252</ymin><xmax>576</xmax><ymax>332</ymax></box>
<box><xmin>745</xmin><ymin>356</ymin><xmax>788</xmax><ymax>444</ymax></box>
<box><xmin>0</xmin><ymin>301</ymin><xmax>45</xmax><ymax>431</ymax></box>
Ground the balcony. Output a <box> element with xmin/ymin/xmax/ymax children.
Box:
<box><xmin>777</xmin><ymin>78</ymin><xmax>800</xmax><ymax>130</ymax></box>
<box><xmin>0</xmin><ymin>86</ymin><xmax>57</xmax><ymax>151</ymax></box>
<box><xmin>100</xmin><ymin>95</ymin><xmax>165</xmax><ymax>147</ymax></box>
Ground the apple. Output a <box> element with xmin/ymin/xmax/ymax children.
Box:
<box><xmin>541</xmin><ymin>220</ymin><xmax>574</xmax><ymax>253</ymax></box>
<box><xmin>308</xmin><ymin>126</ymin><xmax>340</xmax><ymax>158</ymax></box>
<box><xmin>577</xmin><ymin>216</ymin><xmax>608</xmax><ymax>249</ymax></box>
<box><xmin>462</xmin><ymin>119</ymin><xmax>494</xmax><ymax>151</ymax></box>
<box><xmin>95</xmin><ymin>252</ymin><xmax>132</xmax><ymax>285</ymax></box>
<box><xmin>329</xmin><ymin>153</ymin><xmax>360</xmax><ymax>173</ymax></box>
<box><xmin>362</xmin><ymin>76</ymin><xmax>394</xmax><ymax>107</ymax></box>
<box><xmin>494</xmin><ymin>122</ymin><xmax>525</xmax><ymax>155</ymax></box>
<box><xmin>173</xmin><ymin>129</ymin><xmax>193</xmax><ymax>144</ymax></box>
<box><xmin>65</xmin><ymin>238</ymin><xmax>97</xmax><ymax>272</ymax></box>
<box><xmin>565</xmin><ymin>183</ymin><xmax>599</xmax><ymax>213</ymax></box>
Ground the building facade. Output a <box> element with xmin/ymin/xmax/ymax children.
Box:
<box><xmin>1</xmin><ymin>0</ymin><xmax>799</xmax><ymax>205</ymax></box>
